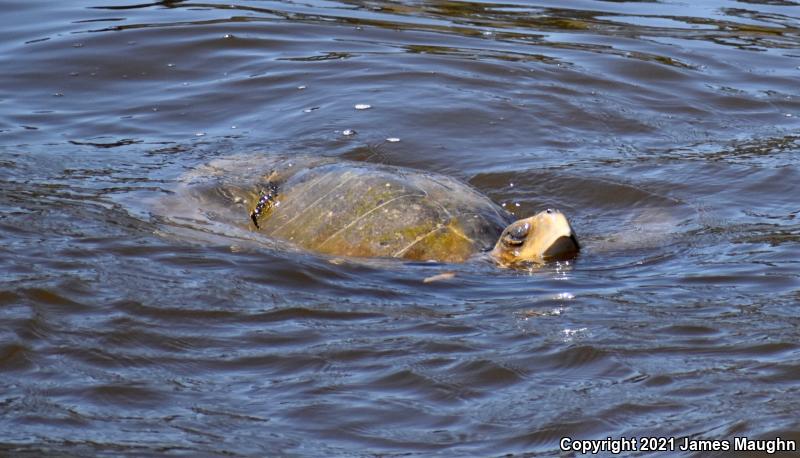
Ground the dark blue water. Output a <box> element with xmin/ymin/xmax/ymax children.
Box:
<box><xmin>1</xmin><ymin>1</ymin><xmax>799</xmax><ymax>456</ymax></box>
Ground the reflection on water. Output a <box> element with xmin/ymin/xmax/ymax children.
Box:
<box><xmin>1</xmin><ymin>0</ymin><xmax>799</xmax><ymax>456</ymax></box>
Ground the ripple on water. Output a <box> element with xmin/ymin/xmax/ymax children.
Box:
<box><xmin>1</xmin><ymin>0</ymin><xmax>800</xmax><ymax>456</ymax></box>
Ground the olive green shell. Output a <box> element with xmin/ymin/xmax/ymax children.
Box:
<box><xmin>190</xmin><ymin>156</ymin><xmax>513</xmax><ymax>262</ymax></box>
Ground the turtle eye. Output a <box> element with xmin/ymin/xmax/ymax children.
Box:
<box><xmin>502</xmin><ymin>222</ymin><xmax>530</xmax><ymax>247</ymax></box>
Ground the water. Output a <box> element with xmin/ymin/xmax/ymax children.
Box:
<box><xmin>1</xmin><ymin>1</ymin><xmax>799</xmax><ymax>456</ymax></box>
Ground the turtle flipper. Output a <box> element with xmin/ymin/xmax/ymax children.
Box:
<box><xmin>250</xmin><ymin>181</ymin><xmax>279</xmax><ymax>229</ymax></box>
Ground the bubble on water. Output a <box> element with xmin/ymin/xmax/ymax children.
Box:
<box><xmin>303</xmin><ymin>106</ymin><xmax>319</xmax><ymax>113</ymax></box>
<box><xmin>52</xmin><ymin>93</ymin><xmax>64</xmax><ymax>97</ymax></box>
<box><xmin>518</xmin><ymin>306</ymin><xmax>565</xmax><ymax>320</ymax></box>
<box><xmin>342</xmin><ymin>129</ymin><xmax>356</xmax><ymax>136</ymax></box>
<box><xmin>562</xmin><ymin>327</ymin><xmax>587</xmax><ymax>339</ymax></box>
<box><xmin>386</xmin><ymin>137</ymin><xmax>400</xmax><ymax>143</ymax></box>
<box><xmin>297</xmin><ymin>85</ymin><xmax>307</xmax><ymax>90</ymax></box>
<box><xmin>72</xmin><ymin>43</ymin><xmax>84</xmax><ymax>48</ymax></box>
<box><xmin>167</xmin><ymin>63</ymin><xmax>175</xmax><ymax>67</ymax></box>
<box><xmin>482</xmin><ymin>31</ymin><xmax>493</xmax><ymax>36</ymax></box>
<box><xmin>509</xmin><ymin>182</ymin><xmax>514</xmax><ymax>187</ymax></box>
<box><xmin>501</xmin><ymin>202</ymin><xmax>507</xmax><ymax>207</ymax></box>
<box><xmin>354</xmin><ymin>104</ymin><xmax>371</xmax><ymax>110</ymax></box>
<box><xmin>556</xmin><ymin>292</ymin><xmax>575</xmax><ymax>300</ymax></box>
<box><xmin>223</xmin><ymin>34</ymin><xmax>234</xmax><ymax>39</ymax></box>
<box><xmin>195</xmin><ymin>132</ymin><xmax>205</xmax><ymax>137</ymax></box>
<box><xmin>515</xmin><ymin>202</ymin><xmax>521</xmax><ymax>207</ymax></box>
<box><xmin>231</xmin><ymin>125</ymin><xmax>237</xmax><ymax>129</ymax></box>
<box><xmin>785</xmin><ymin>113</ymin><xmax>793</xmax><ymax>117</ymax></box>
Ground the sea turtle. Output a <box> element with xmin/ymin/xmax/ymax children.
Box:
<box><xmin>180</xmin><ymin>155</ymin><xmax>579</xmax><ymax>267</ymax></box>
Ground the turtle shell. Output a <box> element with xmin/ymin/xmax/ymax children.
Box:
<box><xmin>241</xmin><ymin>157</ymin><xmax>513</xmax><ymax>263</ymax></box>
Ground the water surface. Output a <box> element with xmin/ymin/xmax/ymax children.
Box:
<box><xmin>1</xmin><ymin>0</ymin><xmax>799</xmax><ymax>456</ymax></box>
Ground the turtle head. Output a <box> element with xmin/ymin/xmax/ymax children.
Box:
<box><xmin>491</xmin><ymin>209</ymin><xmax>579</xmax><ymax>266</ymax></box>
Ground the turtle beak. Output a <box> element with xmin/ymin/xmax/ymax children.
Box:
<box><xmin>539</xmin><ymin>209</ymin><xmax>579</xmax><ymax>261</ymax></box>
<box><xmin>543</xmin><ymin>233</ymin><xmax>580</xmax><ymax>260</ymax></box>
